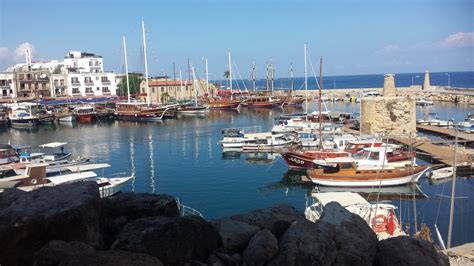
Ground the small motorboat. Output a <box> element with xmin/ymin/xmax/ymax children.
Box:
<box><xmin>428</xmin><ymin>166</ymin><xmax>453</xmax><ymax>180</ymax></box>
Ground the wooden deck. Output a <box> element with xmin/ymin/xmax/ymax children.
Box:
<box><xmin>416</xmin><ymin>124</ymin><xmax>474</xmax><ymax>142</ymax></box>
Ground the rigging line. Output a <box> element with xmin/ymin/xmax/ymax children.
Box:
<box><xmin>233</xmin><ymin>62</ymin><xmax>248</xmax><ymax>91</ymax></box>
<box><xmin>435</xmin><ymin>178</ymin><xmax>448</xmax><ymax>224</ymax></box>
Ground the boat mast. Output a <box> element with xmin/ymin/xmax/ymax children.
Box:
<box><xmin>319</xmin><ymin>56</ymin><xmax>323</xmax><ymax>150</ymax></box>
<box><xmin>204</xmin><ymin>57</ymin><xmax>209</xmax><ymax>95</ymax></box>
<box><xmin>192</xmin><ymin>67</ymin><xmax>198</xmax><ymax>107</ymax></box>
<box><xmin>122</xmin><ymin>36</ymin><xmax>131</xmax><ymax>103</ymax></box>
<box><xmin>447</xmin><ymin>130</ymin><xmax>458</xmax><ymax>249</ymax></box>
<box><xmin>228</xmin><ymin>51</ymin><xmax>233</xmax><ymax>100</ymax></box>
<box><xmin>304</xmin><ymin>43</ymin><xmax>308</xmax><ymax>115</ymax></box>
<box><xmin>179</xmin><ymin>69</ymin><xmax>184</xmax><ymax>101</ymax></box>
<box><xmin>141</xmin><ymin>20</ymin><xmax>150</xmax><ymax>106</ymax></box>
<box><xmin>270</xmin><ymin>58</ymin><xmax>274</xmax><ymax>92</ymax></box>
<box><xmin>252</xmin><ymin>62</ymin><xmax>256</xmax><ymax>91</ymax></box>
<box><xmin>290</xmin><ymin>63</ymin><xmax>294</xmax><ymax>95</ymax></box>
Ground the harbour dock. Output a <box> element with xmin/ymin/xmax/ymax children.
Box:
<box><xmin>416</xmin><ymin>124</ymin><xmax>474</xmax><ymax>143</ymax></box>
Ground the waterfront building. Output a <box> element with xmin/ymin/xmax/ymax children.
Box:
<box><xmin>139</xmin><ymin>78</ymin><xmax>213</xmax><ymax>104</ymax></box>
<box><xmin>0</xmin><ymin>72</ymin><xmax>15</xmax><ymax>99</ymax></box>
<box><xmin>13</xmin><ymin>62</ymin><xmax>60</xmax><ymax>98</ymax></box>
<box><xmin>63</xmin><ymin>51</ymin><xmax>104</xmax><ymax>73</ymax></box>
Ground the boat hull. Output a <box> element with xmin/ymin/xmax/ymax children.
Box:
<box><xmin>208</xmin><ymin>101</ymin><xmax>241</xmax><ymax>110</ymax></box>
<box><xmin>10</xmin><ymin>119</ymin><xmax>38</xmax><ymax>128</ymax></box>
<box><xmin>282</xmin><ymin>150</ymin><xmax>348</xmax><ymax>170</ymax></box>
<box><xmin>76</xmin><ymin>114</ymin><xmax>94</xmax><ymax>123</ymax></box>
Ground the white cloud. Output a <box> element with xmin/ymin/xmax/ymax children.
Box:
<box><xmin>0</xmin><ymin>42</ymin><xmax>36</xmax><ymax>71</ymax></box>
<box><xmin>440</xmin><ymin>32</ymin><xmax>474</xmax><ymax>48</ymax></box>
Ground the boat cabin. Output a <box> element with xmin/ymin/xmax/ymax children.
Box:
<box><xmin>344</xmin><ymin>140</ymin><xmax>383</xmax><ymax>154</ymax></box>
<box><xmin>39</xmin><ymin>142</ymin><xmax>71</xmax><ymax>162</ymax></box>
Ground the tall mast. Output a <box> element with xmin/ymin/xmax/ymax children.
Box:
<box><xmin>179</xmin><ymin>69</ymin><xmax>184</xmax><ymax>100</ymax></box>
<box><xmin>141</xmin><ymin>20</ymin><xmax>150</xmax><ymax>106</ymax></box>
<box><xmin>319</xmin><ymin>56</ymin><xmax>323</xmax><ymax>150</ymax></box>
<box><xmin>270</xmin><ymin>58</ymin><xmax>274</xmax><ymax>92</ymax></box>
<box><xmin>204</xmin><ymin>57</ymin><xmax>209</xmax><ymax>95</ymax></box>
<box><xmin>228</xmin><ymin>51</ymin><xmax>233</xmax><ymax>100</ymax></box>
<box><xmin>265</xmin><ymin>63</ymin><xmax>269</xmax><ymax>90</ymax></box>
<box><xmin>252</xmin><ymin>62</ymin><xmax>256</xmax><ymax>91</ymax></box>
<box><xmin>191</xmin><ymin>67</ymin><xmax>198</xmax><ymax>107</ymax></box>
<box><xmin>123</xmin><ymin>36</ymin><xmax>131</xmax><ymax>103</ymax></box>
<box><xmin>290</xmin><ymin>63</ymin><xmax>294</xmax><ymax>94</ymax></box>
<box><xmin>304</xmin><ymin>43</ymin><xmax>308</xmax><ymax>115</ymax></box>
<box><xmin>447</xmin><ymin>130</ymin><xmax>458</xmax><ymax>248</ymax></box>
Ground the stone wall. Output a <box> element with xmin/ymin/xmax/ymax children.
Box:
<box><xmin>361</xmin><ymin>96</ymin><xmax>417</xmax><ymax>135</ymax></box>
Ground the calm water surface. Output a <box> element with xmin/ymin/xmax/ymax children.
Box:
<box><xmin>0</xmin><ymin>102</ymin><xmax>472</xmax><ymax>246</ymax></box>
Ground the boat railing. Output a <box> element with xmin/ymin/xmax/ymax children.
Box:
<box><xmin>176</xmin><ymin>197</ymin><xmax>204</xmax><ymax>219</ymax></box>
<box><xmin>105</xmin><ymin>172</ymin><xmax>131</xmax><ymax>178</ymax></box>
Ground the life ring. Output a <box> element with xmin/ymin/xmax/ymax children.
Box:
<box><xmin>371</xmin><ymin>214</ymin><xmax>388</xmax><ymax>233</ymax></box>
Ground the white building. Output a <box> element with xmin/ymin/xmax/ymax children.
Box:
<box><xmin>66</xmin><ymin>72</ymin><xmax>115</xmax><ymax>97</ymax></box>
<box><xmin>0</xmin><ymin>72</ymin><xmax>15</xmax><ymax>98</ymax></box>
<box><xmin>63</xmin><ymin>51</ymin><xmax>103</xmax><ymax>73</ymax></box>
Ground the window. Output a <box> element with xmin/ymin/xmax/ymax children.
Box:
<box><xmin>26</xmin><ymin>74</ymin><xmax>31</xmax><ymax>80</ymax></box>
<box><xmin>71</xmin><ymin>77</ymin><xmax>79</xmax><ymax>84</ymax></box>
<box><xmin>84</xmin><ymin>77</ymin><xmax>93</xmax><ymax>83</ymax></box>
<box><xmin>96</xmin><ymin>87</ymin><xmax>100</xmax><ymax>91</ymax></box>
<box><xmin>54</xmin><ymin>79</ymin><xmax>58</xmax><ymax>86</ymax></box>
<box><xmin>161</xmin><ymin>87</ymin><xmax>164</xmax><ymax>92</ymax></box>
<box><xmin>101</xmin><ymin>76</ymin><xmax>109</xmax><ymax>82</ymax></box>
<box><xmin>19</xmin><ymin>74</ymin><xmax>24</xmax><ymax>80</ymax></box>
<box><xmin>102</xmin><ymin>87</ymin><xmax>110</xmax><ymax>92</ymax></box>
<box><xmin>152</xmin><ymin>87</ymin><xmax>155</xmax><ymax>93</ymax></box>
<box><xmin>72</xmin><ymin>87</ymin><xmax>80</xmax><ymax>94</ymax></box>
<box><xmin>60</xmin><ymin>79</ymin><xmax>65</xmax><ymax>86</ymax></box>
<box><xmin>86</xmin><ymin>87</ymin><xmax>93</xmax><ymax>93</ymax></box>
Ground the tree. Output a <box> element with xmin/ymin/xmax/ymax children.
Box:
<box><xmin>118</xmin><ymin>74</ymin><xmax>142</xmax><ymax>96</ymax></box>
<box><xmin>223</xmin><ymin>70</ymin><xmax>230</xmax><ymax>88</ymax></box>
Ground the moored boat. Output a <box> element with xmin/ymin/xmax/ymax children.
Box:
<box><xmin>7</xmin><ymin>103</ymin><xmax>39</xmax><ymax>128</ymax></box>
<box><xmin>306</xmin><ymin>158</ymin><xmax>430</xmax><ymax>187</ymax></box>
<box><xmin>74</xmin><ymin>105</ymin><xmax>96</xmax><ymax>123</ymax></box>
<box><xmin>208</xmin><ymin>98</ymin><xmax>241</xmax><ymax>109</ymax></box>
<box><xmin>244</xmin><ymin>95</ymin><xmax>283</xmax><ymax>108</ymax></box>
<box><xmin>115</xmin><ymin>102</ymin><xmax>171</xmax><ymax>121</ymax></box>
<box><xmin>427</xmin><ymin>166</ymin><xmax>453</xmax><ymax>180</ymax></box>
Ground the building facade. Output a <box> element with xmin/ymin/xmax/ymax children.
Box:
<box><xmin>139</xmin><ymin>79</ymin><xmax>214</xmax><ymax>104</ymax></box>
<box><xmin>65</xmin><ymin>72</ymin><xmax>116</xmax><ymax>97</ymax></box>
<box><xmin>13</xmin><ymin>64</ymin><xmax>54</xmax><ymax>98</ymax></box>
<box><xmin>0</xmin><ymin>73</ymin><xmax>15</xmax><ymax>99</ymax></box>
<box><xmin>63</xmin><ymin>51</ymin><xmax>104</xmax><ymax>73</ymax></box>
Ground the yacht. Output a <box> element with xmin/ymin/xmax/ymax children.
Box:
<box><xmin>7</xmin><ymin>103</ymin><xmax>39</xmax><ymax>128</ymax></box>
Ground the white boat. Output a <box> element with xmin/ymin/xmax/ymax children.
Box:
<box><xmin>39</xmin><ymin>142</ymin><xmax>71</xmax><ymax>162</ymax></box>
<box><xmin>428</xmin><ymin>166</ymin><xmax>453</xmax><ymax>180</ymax></box>
<box><xmin>305</xmin><ymin>191</ymin><xmax>406</xmax><ymax>240</ymax></box>
<box><xmin>456</xmin><ymin>114</ymin><xmax>474</xmax><ymax>133</ymax></box>
<box><xmin>58</xmin><ymin>115</ymin><xmax>75</xmax><ymax>122</ymax></box>
<box><xmin>417</xmin><ymin>113</ymin><xmax>453</xmax><ymax>127</ymax></box>
<box><xmin>416</xmin><ymin>99</ymin><xmax>434</xmax><ymax>106</ymax></box>
<box><xmin>7</xmin><ymin>103</ymin><xmax>39</xmax><ymax>128</ymax></box>
<box><xmin>93</xmin><ymin>175</ymin><xmax>133</xmax><ymax>198</ymax></box>
<box><xmin>0</xmin><ymin>144</ymin><xmax>18</xmax><ymax>165</ymax></box>
<box><xmin>242</xmin><ymin>134</ymin><xmax>295</xmax><ymax>151</ymax></box>
<box><xmin>220</xmin><ymin>127</ymin><xmax>272</xmax><ymax>148</ymax></box>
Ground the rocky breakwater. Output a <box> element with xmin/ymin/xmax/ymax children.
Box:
<box><xmin>0</xmin><ymin>181</ymin><xmax>449</xmax><ymax>266</ymax></box>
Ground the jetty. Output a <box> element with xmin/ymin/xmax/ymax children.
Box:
<box><xmin>416</xmin><ymin>124</ymin><xmax>474</xmax><ymax>143</ymax></box>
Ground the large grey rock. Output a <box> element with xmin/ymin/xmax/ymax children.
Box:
<box><xmin>112</xmin><ymin>215</ymin><xmax>220</xmax><ymax>264</ymax></box>
<box><xmin>35</xmin><ymin>240</ymin><xmax>163</xmax><ymax>266</ymax></box>
<box><xmin>318</xmin><ymin>202</ymin><xmax>378</xmax><ymax>265</ymax></box>
<box><xmin>0</xmin><ymin>181</ymin><xmax>102</xmax><ymax>265</ymax></box>
<box><xmin>101</xmin><ymin>193</ymin><xmax>179</xmax><ymax>247</ymax></box>
<box><xmin>374</xmin><ymin>236</ymin><xmax>449</xmax><ymax>266</ymax></box>
<box><xmin>230</xmin><ymin>204</ymin><xmax>305</xmax><ymax>238</ymax></box>
<box><xmin>268</xmin><ymin>219</ymin><xmax>337</xmax><ymax>266</ymax></box>
<box><xmin>210</xmin><ymin>218</ymin><xmax>260</xmax><ymax>252</ymax></box>
<box><xmin>0</xmin><ymin>188</ymin><xmax>27</xmax><ymax>209</ymax></box>
<box><xmin>242</xmin><ymin>229</ymin><xmax>279</xmax><ymax>266</ymax></box>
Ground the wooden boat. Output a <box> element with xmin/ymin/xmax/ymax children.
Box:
<box><xmin>427</xmin><ymin>166</ymin><xmax>453</xmax><ymax>180</ymax></box>
<box><xmin>7</xmin><ymin>103</ymin><xmax>39</xmax><ymax>128</ymax></box>
<box><xmin>177</xmin><ymin>105</ymin><xmax>208</xmax><ymax>114</ymax></box>
<box><xmin>283</xmin><ymin>95</ymin><xmax>305</xmax><ymax>106</ymax></box>
<box><xmin>305</xmin><ymin>192</ymin><xmax>406</xmax><ymax>239</ymax></box>
<box><xmin>307</xmin><ymin>158</ymin><xmax>430</xmax><ymax>187</ymax></box>
<box><xmin>282</xmin><ymin>149</ymin><xmax>349</xmax><ymax>170</ymax></box>
<box><xmin>74</xmin><ymin>105</ymin><xmax>96</xmax><ymax>123</ymax></box>
<box><xmin>244</xmin><ymin>95</ymin><xmax>283</xmax><ymax>108</ymax></box>
<box><xmin>115</xmin><ymin>102</ymin><xmax>171</xmax><ymax>121</ymax></box>
<box><xmin>208</xmin><ymin>98</ymin><xmax>241</xmax><ymax>109</ymax></box>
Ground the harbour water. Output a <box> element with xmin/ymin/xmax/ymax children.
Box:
<box><xmin>0</xmin><ymin>101</ymin><xmax>472</xmax><ymax>246</ymax></box>
<box><xmin>225</xmin><ymin>71</ymin><xmax>474</xmax><ymax>90</ymax></box>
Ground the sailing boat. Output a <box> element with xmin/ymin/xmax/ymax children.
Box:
<box><xmin>283</xmin><ymin>63</ymin><xmax>305</xmax><ymax>106</ymax></box>
<box><xmin>177</xmin><ymin>66</ymin><xmax>208</xmax><ymax>114</ymax></box>
<box><xmin>207</xmin><ymin>52</ymin><xmax>241</xmax><ymax>110</ymax></box>
<box><xmin>115</xmin><ymin>21</ymin><xmax>171</xmax><ymax>121</ymax></box>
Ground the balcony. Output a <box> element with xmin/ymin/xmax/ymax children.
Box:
<box><xmin>71</xmin><ymin>81</ymin><xmax>81</xmax><ymax>86</ymax></box>
<box><xmin>101</xmin><ymin>80</ymin><xmax>111</xmax><ymax>85</ymax></box>
<box><xmin>85</xmin><ymin>81</ymin><xmax>94</xmax><ymax>85</ymax></box>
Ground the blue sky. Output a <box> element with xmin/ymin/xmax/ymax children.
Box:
<box><xmin>0</xmin><ymin>0</ymin><xmax>473</xmax><ymax>78</ymax></box>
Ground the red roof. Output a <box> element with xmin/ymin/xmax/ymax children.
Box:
<box><xmin>147</xmin><ymin>80</ymin><xmax>192</xmax><ymax>86</ymax></box>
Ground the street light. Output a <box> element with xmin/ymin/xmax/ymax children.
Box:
<box><xmin>445</xmin><ymin>73</ymin><xmax>451</xmax><ymax>88</ymax></box>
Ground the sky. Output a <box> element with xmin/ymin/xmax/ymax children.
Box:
<box><xmin>0</xmin><ymin>0</ymin><xmax>473</xmax><ymax>79</ymax></box>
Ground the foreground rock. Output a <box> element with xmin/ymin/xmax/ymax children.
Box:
<box><xmin>230</xmin><ymin>204</ymin><xmax>305</xmax><ymax>238</ymax></box>
<box><xmin>35</xmin><ymin>240</ymin><xmax>163</xmax><ymax>266</ymax></box>
<box><xmin>374</xmin><ymin>236</ymin><xmax>449</xmax><ymax>266</ymax></box>
<box><xmin>319</xmin><ymin>202</ymin><xmax>378</xmax><ymax>265</ymax></box>
<box><xmin>242</xmin><ymin>229</ymin><xmax>279</xmax><ymax>266</ymax></box>
<box><xmin>268</xmin><ymin>219</ymin><xmax>337</xmax><ymax>265</ymax></box>
<box><xmin>101</xmin><ymin>193</ymin><xmax>179</xmax><ymax>247</ymax></box>
<box><xmin>210</xmin><ymin>218</ymin><xmax>260</xmax><ymax>252</ymax></box>
<box><xmin>0</xmin><ymin>182</ymin><xmax>102</xmax><ymax>265</ymax></box>
<box><xmin>112</xmin><ymin>216</ymin><xmax>220</xmax><ymax>264</ymax></box>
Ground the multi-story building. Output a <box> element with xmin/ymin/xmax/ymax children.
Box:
<box><xmin>63</xmin><ymin>51</ymin><xmax>104</xmax><ymax>73</ymax></box>
<box><xmin>0</xmin><ymin>73</ymin><xmax>15</xmax><ymax>98</ymax></box>
<box><xmin>66</xmin><ymin>72</ymin><xmax>116</xmax><ymax>97</ymax></box>
<box><xmin>13</xmin><ymin>64</ymin><xmax>55</xmax><ymax>98</ymax></box>
<box><xmin>139</xmin><ymin>78</ymin><xmax>217</xmax><ymax>103</ymax></box>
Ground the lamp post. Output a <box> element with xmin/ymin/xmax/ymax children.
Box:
<box><xmin>445</xmin><ymin>73</ymin><xmax>451</xmax><ymax>88</ymax></box>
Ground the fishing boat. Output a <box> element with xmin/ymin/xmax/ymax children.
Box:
<box><xmin>0</xmin><ymin>144</ymin><xmax>18</xmax><ymax>165</ymax></box>
<box><xmin>352</xmin><ymin>146</ymin><xmax>415</xmax><ymax>168</ymax></box>
<box><xmin>456</xmin><ymin>113</ymin><xmax>473</xmax><ymax>133</ymax></box>
<box><xmin>39</xmin><ymin>142</ymin><xmax>71</xmax><ymax>162</ymax></box>
<box><xmin>115</xmin><ymin>102</ymin><xmax>171</xmax><ymax>121</ymax></box>
<box><xmin>427</xmin><ymin>166</ymin><xmax>453</xmax><ymax>180</ymax></box>
<box><xmin>94</xmin><ymin>175</ymin><xmax>133</xmax><ymax>198</ymax></box>
<box><xmin>35</xmin><ymin>108</ymin><xmax>55</xmax><ymax>124</ymax></box>
<box><xmin>306</xmin><ymin>158</ymin><xmax>430</xmax><ymax>187</ymax></box>
<box><xmin>305</xmin><ymin>192</ymin><xmax>406</xmax><ymax>240</ymax></box>
<box><xmin>74</xmin><ymin>105</ymin><xmax>96</xmax><ymax>123</ymax></box>
<box><xmin>56</xmin><ymin>107</ymin><xmax>76</xmax><ymax>122</ymax></box>
<box><xmin>8</xmin><ymin>103</ymin><xmax>39</xmax><ymax>128</ymax></box>
<box><xmin>208</xmin><ymin>98</ymin><xmax>241</xmax><ymax>109</ymax></box>
<box><xmin>244</xmin><ymin>95</ymin><xmax>283</xmax><ymax>108</ymax></box>
<box><xmin>220</xmin><ymin>128</ymin><xmax>273</xmax><ymax>148</ymax></box>
<box><xmin>242</xmin><ymin>134</ymin><xmax>295</xmax><ymax>151</ymax></box>
<box><xmin>416</xmin><ymin>113</ymin><xmax>452</xmax><ymax>127</ymax></box>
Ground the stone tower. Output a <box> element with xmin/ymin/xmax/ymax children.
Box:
<box><xmin>383</xmin><ymin>74</ymin><xmax>396</xmax><ymax>97</ymax></box>
<box><xmin>423</xmin><ymin>70</ymin><xmax>430</xmax><ymax>90</ymax></box>
<box><xmin>361</xmin><ymin>73</ymin><xmax>416</xmax><ymax>135</ymax></box>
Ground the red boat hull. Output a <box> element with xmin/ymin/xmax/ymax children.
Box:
<box><xmin>282</xmin><ymin>150</ymin><xmax>349</xmax><ymax>170</ymax></box>
<box><xmin>76</xmin><ymin>114</ymin><xmax>93</xmax><ymax>123</ymax></box>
